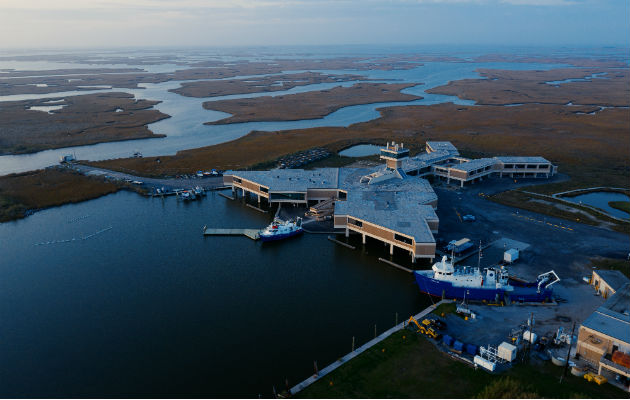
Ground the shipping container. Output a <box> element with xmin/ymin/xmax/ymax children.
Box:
<box><xmin>453</xmin><ymin>340</ymin><xmax>465</xmax><ymax>351</ymax></box>
<box><xmin>442</xmin><ymin>335</ymin><xmax>454</xmax><ymax>347</ymax></box>
<box><xmin>612</xmin><ymin>351</ymin><xmax>630</xmax><ymax>369</ymax></box>
<box><xmin>465</xmin><ymin>343</ymin><xmax>478</xmax><ymax>355</ymax></box>
<box><xmin>498</xmin><ymin>342</ymin><xmax>517</xmax><ymax>362</ymax></box>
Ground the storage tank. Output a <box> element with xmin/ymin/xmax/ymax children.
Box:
<box><xmin>523</xmin><ymin>330</ymin><xmax>538</xmax><ymax>343</ymax></box>
<box><xmin>504</xmin><ymin>248</ymin><xmax>519</xmax><ymax>263</ymax></box>
<box><xmin>442</xmin><ymin>335</ymin><xmax>454</xmax><ymax>347</ymax></box>
<box><xmin>453</xmin><ymin>340</ymin><xmax>465</xmax><ymax>352</ymax></box>
<box><xmin>498</xmin><ymin>342</ymin><xmax>517</xmax><ymax>362</ymax></box>
<box><xmin>474</xmin><ymin>355</ymin><xmax>496</xmax><ymax>372</ymax></box>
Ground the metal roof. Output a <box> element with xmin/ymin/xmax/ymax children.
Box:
<box><xmin>582</xmin><ymin>283</ymin><xmax>630</xmax><ymax>343</ymax></box>
<box><xmin>450</xmin><ymin>158</ymin><xmax>496</xmax><ymax>173</ymax></box>
<box><xmin>494</xmin><ymin>156</ymin><xmax>550</xmax><ymax>164</ymax></box>
<box><xmin>228</xmin><ymin>168</ymin><xmax>339</xmax><ymax>192</ymax></box>
<box><xmin>335</xmin><ymin>191</ymin><xmax>438</xmax><ymax>243</ymax></box>
<box><xmin>594</xmin><ymin>269</ymin><xmax>630</xmax><ymax>292</ymax></box>
<box><xmin>426</xmin><ymin>141</ymin><xmax>459</xmax><ymax>155</ymax></box>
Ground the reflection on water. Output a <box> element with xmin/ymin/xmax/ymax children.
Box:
<box><xmin>0</xmin><ymin>190</ymin><xmax>429</xmax><ymax>397</ymax></box>
<box><xmin>0</xmin><ymin>60</ymin><xmax>570</xmax><ymax>175</ymax></box>
<box><xmin>562</xmin><ymin>191</ymin><xmax>630</xmax><ymax>219</ymax></box>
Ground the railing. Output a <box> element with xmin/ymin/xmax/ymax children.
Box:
<box><xmin>600</xmin><ymin>354</ymin><xmax>630</xmax><ymax>375</ymax></box>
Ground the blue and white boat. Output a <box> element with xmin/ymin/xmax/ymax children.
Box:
<box><xmin>259</xmin><ymin>218</ymin><xmax>303</xmax><ymax>242</ymax></box>
<box><xmin>414</xmin><ymin>256</ymin><xmax>559</xmax><ymax>303</ymax></box>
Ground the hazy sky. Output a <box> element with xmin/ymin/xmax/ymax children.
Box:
<box><xmin>1</xmin><ymin>0</ymin><xmax>628</xmax><ymax>49</ymax></box>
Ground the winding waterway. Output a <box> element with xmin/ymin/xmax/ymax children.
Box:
<box><xmin>0</xmin><ymin>60</ymin><xmax>569</xmax><ymax>175</ymax></box>
<box><xmin>0</xmin><ymin>49</ymin><xmax>600</xmax><ymax>396</ymax></box>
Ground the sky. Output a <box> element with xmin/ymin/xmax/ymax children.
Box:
<box><xmin>0</xmin><ymin>0</ymin><xmax>628</xmax><ymax>49</ymax></box>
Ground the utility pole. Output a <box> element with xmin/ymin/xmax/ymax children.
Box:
<box><xmin>560</xmin><ymin>321</ymin><xmax>576</xmax><ymax>383</ymax></box>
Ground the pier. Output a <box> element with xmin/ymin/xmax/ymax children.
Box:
<box><xmin>378</xmin><ymin>257</ymin><xmax>414</xmax><ymax>274</ymax></box>
<box><xmin>289</xmin><ymin>299</ymin><xmax>452</xmax><ymax>395</ymax></box>
<box><xmin>203</xmin><ymin>227</ymin><xmax>260</xmax><ymax>240</ymax></box>
<box><xmin>218</xmin><ymin>192</ymin><xmax>235</xmax><ymax>200</ymax></box>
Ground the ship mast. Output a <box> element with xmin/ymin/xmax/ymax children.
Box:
<box><xmin>477</xmin><ymin>240</ymin><xmax>482</xmax><ymax>270</ymax></box>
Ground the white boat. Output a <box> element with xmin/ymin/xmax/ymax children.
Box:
<box><xmin>259</xmin><ymin>218</ymin><xmax>303</xmax><ymax>242</ymax></box>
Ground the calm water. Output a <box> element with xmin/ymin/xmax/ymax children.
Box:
<box><xmin>562</xmin><ymin>191</ymin><xmax>630</xmax><ymax>219</ymax></box>
<box><xmin>338</xmin><ymin>144</ymin><xmax>382</xmax><ymax>157</ymax></box>
<box><xmin>0</xmin><ymin>60</ymin><xmax>571</xmax><ymax>175</ymax></box>
<box><xmin>0</xmin><ymin>191</ymin><xmax>430</xmax><ymax>397</ymax></box>
<box><xmin>1</xmin><ymin>48</ymin><xmax>624</xmax><ymax>397</ymax></box>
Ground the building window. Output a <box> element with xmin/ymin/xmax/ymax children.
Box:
<box><xmin>233</xmin><ymin>177</ymin><xmax>242</xmax><ymax>183</ymax></box>
<box><xmin>349</xmin><ymin>219</ymin><xmax>363</xmax><ymax>228</ymax></box>
<box><xmin>394</xmin><ymin>234</ymin><xmax>413</xmax><ymax>245</ymax></box>
<box><xmin>260</xmin><ymin>186</ymin><xmax>268</xmax><ymax>193</ymax></box>
<box><xmin>338</xmin><ymin>191</ymin><xmax>347</xmax><ymax>200</ymax></box>
<box><xmin>270</xmin><ymin>192</ymin><xmax>305</xmax><ymax>201</ymax></box>
<box><xmin>527</xmin><ymin>164</ymin><xmax>537</xmax><ymax>169</ymax></box>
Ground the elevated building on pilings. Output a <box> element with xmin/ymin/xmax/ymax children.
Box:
<box><xmin>223</xmin><ymin>140</ymin><xmax>556</xmax><ymax>262</ymax></box>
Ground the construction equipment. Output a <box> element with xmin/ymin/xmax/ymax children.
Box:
<box><xmin>422</xmin><ymin>318</ymin><xmax>447</xmax><ymax>331</ymax></box>
<box><xmin>406</xmin><ymin>316</ymin><xmax>441</xmax><ymax>339</ymax></box>
<box><xmin>584</xmin><ymin>373</ymin><xmax>608</xmax><ymax>385</ymax></box>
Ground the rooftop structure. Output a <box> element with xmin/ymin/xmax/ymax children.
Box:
<box><xmin>426</xmin><ymin>141</ymin><xmax>459</xmax><ymax>155</ymax></box>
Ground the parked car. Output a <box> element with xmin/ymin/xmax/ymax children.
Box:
<box><xmin>462</xmin><ymin>214</ymin><xmax>476</xmax><ymax>222</ymax></box>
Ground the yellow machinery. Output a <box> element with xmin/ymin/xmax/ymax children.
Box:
<box><xmin>407</xmin><ymin>316</ymin><xmax>440</xmax><ymax>339</ymax></box>
<box><xmin>584</xmin><ymin>373</ymin><xmax>608</xmax><ymax>385</ymax></box>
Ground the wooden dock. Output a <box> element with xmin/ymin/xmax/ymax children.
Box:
<box><xmin>203</xmin><ymin>228</ymin><xmax>259</xmax><ymax>240</ymax></box>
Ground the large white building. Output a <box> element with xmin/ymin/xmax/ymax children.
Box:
<box><xmin>224</xmin><ymin>141</ymin><xmax>557</xmax><ymax>262</ymax></box>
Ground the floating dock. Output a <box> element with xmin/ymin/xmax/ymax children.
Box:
<box><xmin>378</xmin><ymin>257</ymin><xmax>414</xmax><ymax>274</ymax></box>
<box><xmin>203</xmin><ymin>227</ymin><xmax>259</xmax><ymax>240</ymax></box>
<box><xmin>218</xmin><ymin>192</ymin><xmax>235</xmax><ymax>200</ymax></box>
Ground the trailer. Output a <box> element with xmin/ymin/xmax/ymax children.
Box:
<box><xmin>504</xmin><ymin>248</ymin><xmax>519</xmax><ymax>263</ymax></box>
<box><xmin>446</xmin><ymin>238</ymin><xmax>473</xmax><ymax>254</ymax></box>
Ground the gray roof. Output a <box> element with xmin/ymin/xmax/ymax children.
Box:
<box><xmin>582</xmin><ymin>283</ymin><xmax>630</xmax><ymax>343</ymax></box>
<box><xmin>426</xmin><ymin>141</ymin><xmax>459</xmax><ymax>155</ymax></box>
<box><xmin>403</xmin><ymin>150</ymin><xmax>454</xmax><ymax>170</ymax></box>
<box><xmin>450</xmin><ymin>158</ymin><xmax>496</xmax><ymax>173</ymax></box>
<box><xmin>335</xmin><ymin>191</ymin><xmax>438</xmax><ymax>243</ymax></box>
<box><xmin>594</xmin><ymin>269</ymin><xmax>630</xmax><ymax>292</ymax></box>
<box><xmin>229</xmin><ymin>168</ymin><xmax>339</xmax><ymax>192</ymax></box>
<box><xmin>494</xmin><ymin>156</ymin><xmax>550</xmax><ymax>164</ymax></box>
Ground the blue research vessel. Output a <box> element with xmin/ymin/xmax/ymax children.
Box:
<box><xmin>414</xmin><ymin>256</ymin><xmax>559</xmax><ymax>303</ymax></box>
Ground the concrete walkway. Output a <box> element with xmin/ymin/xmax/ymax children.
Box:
<box><xmin>289</xmin><ymin>299</ymin><xmax>452</xmax><ymax>395</ymax></box>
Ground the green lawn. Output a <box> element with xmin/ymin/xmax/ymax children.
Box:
<box><xmin>591</xmin><ymin>257</ymin><xmax>630</xmax><ymax>279</ymax></box>
<box><xmin>296</xmin><ymin>331</ymin><xmax>625</xmax><ymax>398</ymax></box>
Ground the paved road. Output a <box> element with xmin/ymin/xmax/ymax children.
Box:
<box><xmin>432</xmin><ymin>176</ymin><xmax>628</xmax><ymax>282</ymax></box>
<box><xmin>70</xmin><ymin>163</ymin><xmax>225</xmax><ymax>192</ymax></box>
